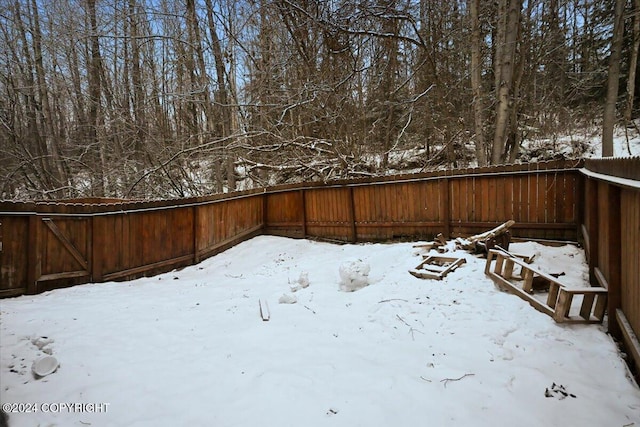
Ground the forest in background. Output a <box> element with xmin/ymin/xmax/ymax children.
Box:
<box><xmin>0</xmin><ymin>0</ymin><xmax>638</xmax><ymax>200</ymax></box>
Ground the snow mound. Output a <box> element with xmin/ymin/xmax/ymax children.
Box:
<box><xmin>297</xmin><ymin>271</ymin><xmax>309</xmax><ymax>288</ymax></box>
<box><xmin>278</xmin><ymin>293</ymin><xmax>297</xmax><ymax>304</ymax></box>
<box><xmin>290</xmin><ymin>271</ymin><xmax>310</xmax><ymax>292</ymax></box>
<box><xmin>338</xmin><ymin>260</ymin><xmax>371</xmax><ymax>292</ymax></box>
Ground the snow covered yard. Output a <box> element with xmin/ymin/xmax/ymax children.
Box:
<box><xmin>1</xmin><ymin>236</ymin><xmax>639</xmax><ymax>427</ymax></box>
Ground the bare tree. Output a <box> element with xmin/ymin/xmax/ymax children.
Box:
<box><xmin>469</xmin><ymin>0</ymin><xmax>488</xmax><ymax>166</ymax></box>
<box><xmin>603</xmin><ymin>0</ymin><xmax>626</xmax><ymax>157</ymax></box>
<box><xmin>492</xmin><ymin>0</ymin><xmax>521</xmax><ymax>164</ymax></box>
<box><xmin>625</xmin><ymin>0</ymin><xmax>640</xmax><ymax>122</ymax></box>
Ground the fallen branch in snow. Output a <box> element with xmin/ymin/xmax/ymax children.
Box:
<box><xmin>378</xmin><ymin>298</ymin><xmax>409</xmax><ymax>304</ymax></box>
<box><xmin>408</xmin><ymin>327</ymin><xmax>424</xmax><ymax>341</ymax></box>
<box><xmin>396</xmin><ymin>314</ymin><xmax>410</xmax><ymax>326</ymax></box>
<box><xmin>304</xmin><ymin>305</ymin><xmax>316</xmax><ymax>314</ymax></box>
<box><xmin>440</xmin><ymin>373</ymin><xmax>475</xmax><ymax>388</ymax></box>
<box><xmin>420</xmin><ymin>376</ymin><xmax>432</xmax><ymax>383</ymax></box>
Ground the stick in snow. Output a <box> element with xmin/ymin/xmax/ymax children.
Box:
<box><xmin>440</xmin><ymin>373</ymin><xmax>475</xmax><ymax>388</ymax></box>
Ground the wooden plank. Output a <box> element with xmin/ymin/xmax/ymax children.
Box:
<box><xmin>554</xmin><ymin>172</ymin><xmax>565</xmax><ymax>224</ymax></box>
<box><xmin>584</xmin><ymin>179</ymin><xmax>599</xmax><ymax>286</ymax></box>
<box><xmin>553</xmin><ymin>289</ymin><xmax>573</xmax><ymax>322</ymax></box>
<box><xmin>621</xmin><ymin>189</ymin><xmax>640</xmax><ymax>338</ymax></box>
<box><xmin>496</xmin><ymin>177</ymin><xmax>505</xmax><ymax>222</ymax></box>
<box><xmin>0</xmin><ymin>288</ymin><xmax>27</xmax><ymax>298</ymax></box>
<box><xmin>606</xmin><ymin>184</ymin><xmax>622</xmax><ymax>337</ymax></box>
<box><xmin>488</xmin><ymin>178</ymin><xmax>497</xmax><ymax>221</ymax></box>
<box><xmin>193</xmin><ymin>206</ymin><xmax>200</xmax><ymax>264</ymax></box>
<box><xmin>486</xmin><ymin>269</ymin><xmax>555</xmax><ymax>317</ymax></box>
<box><xmin>504</xmin><ymin>175</ymin><xmax>514</xmax><ymax>221</ymax></box>
<box><xmin>401</xmin><ymin>182</ymin><xmax>410</xmax><ymax>224</ymax></box>
<box><xmin>511</xmin><ymin>176</ymin><xmax>520</xmax><ymax>222</ymax></box>
<box><xmin>494</xmin><ymin>253</ymin><xmax>505</xmax><ymax>275</ymax></box>
<box><xmin>259</xmin><ymin>299</ymin><xmax>270</xmax><ymax>321</ymax></box>
<box><xmin>616</xmin><ymin>309</ymin><xmax>640</xmax><ymax>372</ymax></box>
<box><xmin>0</xmin><ymin>216</ymin><xmax>29</xmax><ymax>292</ymax></box>
<box><xmin>503</xmin><ymin>258</ymin><xmax>514</xmax><ymax>279</ymax></box>
<box><xmin>539</xmin><ymin>173</ymin><xmax>549</xmax><ymax>224</ymax></box>
<box><xmin>349</xmin><ymin>187</ymin><xmax>357</xmax><ymax>242</ymax></box>
<box><xmin>442</xmin><ymin>178</ymin><xmax>451</xmax><ymax>238</ymax></box>
<box><xmin>198</xmin><ymin>224</ymin><xmax>263</xmax><ymax>259</ymax></box>
<box><xmin>410</xmin><ymin>256</ymin><xmax>465</xmax><ymax>280</ymax></box>
<box><xmin>102</xmin><ymin>254</ymin><xmax>193</xmax><ymax>282</ymax></box>
<box><xmin>450</xmin><ymin>178</ymin><xmax>460</xmax><ymax>223</ymax></box>
<box><xmin>262</xmin><ymin>193</ymin><xmax>268</xmax><ymax>230</ymax></box>
<box><xmin>300</xmin><ymin>189</ymin><xmax>307</xmax><ymax>238</ymax></box>
<box><xmin>522</xmin><ymin>269</ymin><xmax>534</xmax><ymax>293</ymax></box>
<box><xmin>564</xmin><ymin>173</ymin><xmax>577</xmax><ymax>223</ymax></box>
<box><xmin>27</xmin><ymin>215</ymin><xmax>41</xmax><ymax>294</ymax></box>
<box><xmin>529</xmin><ymin>173</ymin><xmax>539</xmax><ymax>224</ymax></box>
<box><xmin>547</xmin><ymin>282</ymin><xmax>561</xmax><ymax>308</ymax></box>
<box><xmin>594</xmin><ymin>294</ymin><xmax>608</xmax><ymax>320</ymax></box>
<box><xmin>38</xmin><ymin>270</ymin><xmax>90</xmax><ymax>282</ymax></box>
<box><xmin>480</xmin><ymin>178</ymin><xmax>490</xmax><ymax>222</ymax></box>
<box><xmin>579</xmin><ymin>293</ymin><xmax>596</xmax><ymax>320</ymax></box>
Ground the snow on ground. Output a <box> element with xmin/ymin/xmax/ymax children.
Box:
<box><xmin>521</xmin><ymin>123</ymin><xmax>640</xmax><ymax>161</ymax></box>
<box><xmin>1</xmin><ymin>236</ymin><xmax>639</xmax><ymax>427</ymax></box>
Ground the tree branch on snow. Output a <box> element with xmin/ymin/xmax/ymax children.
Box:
<box><xmin>440</xmin><ymin>373</ymin><xmax>475</xmax><ymax>388</ymax></box>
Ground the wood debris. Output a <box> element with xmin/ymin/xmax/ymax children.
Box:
<box><xmin>455</xmin><ymin>220</ymin><xmax>515</xmax><ymax>252</ymax></box>
<box><xmin>413</xmin><ymin>233</ymin><xmax>448</xmax><ymax>253</ymax></box>
<box><xmin>259</xmin><ymin>299</ymin><xmax>270</xmax><ymax>321</ymax></box>
<box><xmin>409</xmin><ymin>255</ymin><xmax>466</xmax><ymax>280</ymax></box>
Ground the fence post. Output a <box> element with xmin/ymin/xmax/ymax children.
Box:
<box><xmin>300</xmin><ymin>189</ymin><xmax>307</xmax><ymax>238</ymax></box>
<box><xmin>262</xmin><ymin>192</ymin><xmax>268</xmax><ymax>233</ymax></box>
<box><xmin>193</xmin><ymin>206</ymin><xmax>200</xmax><ymax>264</ymax></box>
<box><xmin>26</xmin><ymin>214</ymin><xmax>41</xmax><ymax>294</ymax></box>
<box><xmin>91</xmin><ymin>215</ymin><xmax>104</xmax><ymax>283</ymax></box>
<box><xmin>441</xmin><ymin>178</ymin><xmax>451</xmax><ymax>238</ymax></box>
<box><xmin>349</xmin><ymin>187</ymin><xmax>357</xmax><ymax>243</ymax></box>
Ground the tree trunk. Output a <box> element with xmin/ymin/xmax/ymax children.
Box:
<box><xmin>205</xmin><ymin>0</ymin><xmax>236</xmax><ymax>191</ymax></box>
<box><xmin>128</xmin><ymin>0</ymin><xmax>146</xmax><ymax>164</ymax></box>
<box><xmin>469</xmin><ymin>0</ymin><xmax>488</xmax><ymax>166</ymax></box>
<box><xmin>86</xmin><ymin>0</ymin><xmax>105</xmax><ymax>195</ymax></box>
<box><xmin>603</xmin><ymin>0</ymin><xmax>626</xmax><ymax>157</ymax></box>
<box><xmin>625</xmin><ymin>0</ymin><xmax>640</xmax><ymax>122</ymax></box>
<box><xmin>491</xmin><ymin>0</ymin><xmax>521</xmax><ymax>165</ymax></box>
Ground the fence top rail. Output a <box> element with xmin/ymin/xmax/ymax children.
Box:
<box><xmin>0</xmin><ymin>188</ymin><xmax>267</xmax><ymax>216</ymax></box>
<box><xmin>0</xmin><ymin>159</ymin><xmax>584</xmax><ymax>215</ymax></box>
<box><xmin>583</xmin><ymin>156</ymin><xmax>640</xmax><ymax>182</ymax></box>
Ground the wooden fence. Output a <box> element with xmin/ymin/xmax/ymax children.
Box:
<box><xmin>265</xmin><ymin>160</ymin><xmax>582</xmax><ymax>242</ymax></box>
<box><xmin>0</xmin><ymin>159</ymin><xmax>582</xmax><ymax>297</ymax></box>
<box><xmin>0</xmin><ymin>190</ymin><xmax>265</xmax><ymax>297</ymax></box>
<box><xmin>581</xmin><ymin>157</ymin><xmax>640</xmax><ymax>370</ymax></box>
<box><xmin>2</xmin><ymin>157</ymin><xmax>639</xmax><ymax>367</ymax></box>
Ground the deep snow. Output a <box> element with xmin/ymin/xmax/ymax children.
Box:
<box><xmin>1</xmin><ymin>236</ymin><xmax>639</xmax><ymax>427</ymax></box>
